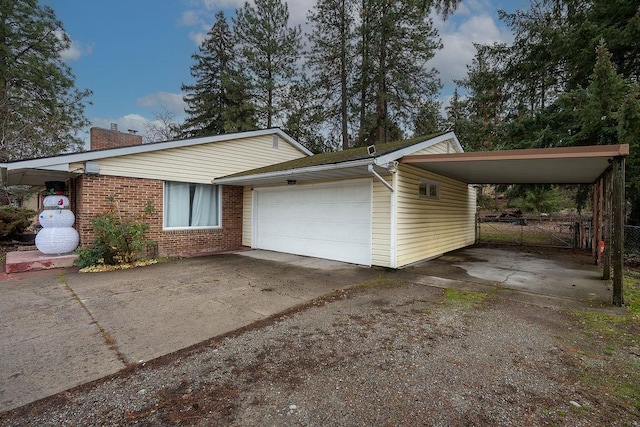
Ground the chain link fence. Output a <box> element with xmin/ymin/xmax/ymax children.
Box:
<box><xmin>625</xmin><ymin>225</ymin><xmax>640</xmax><ymax>257</ymax></box>
<box><xmin>478</xmin><ymin>215</ymin><xmax>587</xmax><ymax>248</ymax></box>
<box><xmin>479</xmin><ymin>216</ymin><xmax>640</xmax><ymax>257</ymax></box>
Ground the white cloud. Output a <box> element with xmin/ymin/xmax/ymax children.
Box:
<box><xmin>180</xmin><ymin>9</ymin><xmax>202</xmax><ymax>26</ymax></box>
<box><xmin>91</xmin><ymin>114</ymin><xmax>149</xmax><ymax>135</ymax></box>
<box><xmin>182</xmin><ymin>0</ymin><xmax>313</xmax><ymax>46</ymax></box>
<box><xmin>136</xmin><ymin>92</ymin><xmax>186</xmax><ymax>113</ymax></box>
<box><xmin>55</xmin><ymin>30</ymin><xmax>93</xmax><ymax>61</ymax></box>
<box><xmin>430</xmin><ymin>3</ymin><xmax>513</xmax><ymax>89</ymax></box>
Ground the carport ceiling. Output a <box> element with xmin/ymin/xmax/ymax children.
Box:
<box><xmin>401</xmin><ymin>144</ymin><xmax>629</xmax><ymax>184</ymax></box>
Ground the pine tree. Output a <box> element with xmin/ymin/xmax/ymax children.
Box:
<box><xmin>306</xmin><ymin>0</ymin><xmax>355</xmax><ymax>150</ymax></box>
<box><xmin>618</xmin><ymin>82</ymin><xmax>640</xmax><ymax>224</ymax></box>
<box><xmin>181</xmin><ymin>11</ymin><xmax>255</xmax><ymax>138</ymax></box>
<box><xmin>234</xmin><ymin>0</ymin><xmax>302</xmax><ymax>129</ymax></box>
<box><xmin>576</xmin><ymin>42</ymin><xmax>626</xmax><ymax>147</ymax></box>
<box><xmin>413</xmin><ymin>99</ymin><xmax>443</xmax><ymax>136</ymax></box>
<box><xmin>354</xmin><ymin>0</ymin><xmax>442</xmax><ymax>145</ymax></box>
<box><xmin>0</xmin><ymin>0</ymin><xmax>91</xmax><ymax>161</ymax></box>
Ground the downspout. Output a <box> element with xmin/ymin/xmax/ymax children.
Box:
<box><xmin>390</xmin><ymin>168</ymin><xmax>397</xmax><ymax>268</ymax></box>
<box><xmin>368</xmin><ymin>162</ymin><xmax>397</xmax><ymax>268</ymax></box>
<box><xmin>368</xmin><ymin>164</ymin><xmax>393</xmax><ymax>192</ymax></box>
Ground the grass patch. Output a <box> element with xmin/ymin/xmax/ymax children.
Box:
<box><xmin>571</xmin><ymin>273</ymin><xmax>640</xmax><ymax>416</ymax></box>
<box><xmin>572</xmin><ymin>276</ymin><xmax>640</xmax><ymax>347</ymax></box>
<box><xmin>478</xmin><ymin>222</ymin><xmax>572</xmax><ymax>246</ymax></box>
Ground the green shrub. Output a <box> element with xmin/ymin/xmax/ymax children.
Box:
<box><xmin>74</xmin><ymin>246</ymin><xmax>106</xmax><ymax>269</ymax></box>
<box><xmin>0</xmin><ymin>205</ymin><xmax>36</xmax><ymax>240</ymax></box>
<box><xmin>75</xmin><ymin>199</ymin><xmax>156</xmax><ymax>268</ymax></box>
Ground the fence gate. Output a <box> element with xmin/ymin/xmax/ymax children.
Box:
<box><xmin>477</xmin><ymin>215</ymin><xmax>586</xmax><ymax>249</ymax></box>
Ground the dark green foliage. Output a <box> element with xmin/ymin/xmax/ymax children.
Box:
<box><xmin>0</xmin><ymin>0</ymin><xmax>91</xmax><ymax>161</ymax></box>
<box><xmin>414</xmin><ymin>100</ymin><xmax>445</xmax><ymax>136</ymax></box>
<box><xmin>306</xmin><ymin>0</ymin><xmax>355</xmax><ymax>150</ymax></box>
<box><xmin>75</xmin><ymin>201</ymin><xmax>156</xmax><ymax>268</ymax></box>
<box><xmin>355</xmin><ymin>0</ymin><xmax>442</xmax><ymax>145</ymax></box>
<box><xmin>507</xmin><ymin>185</ymin><xmax>562</xmax><ymax>214</ymax></box>
<box><xmin>182</xmin><ymin>11</ymin><xmax>256</xmax><ymax>137</ymax></box>
<box><xmin>234</xmin><ymin>0</ymin><xmax>302</xmax><ymax>128</ymax></box>
<box><xmin>0</xmin><ymin>205</ymin><xmax>35</xmax><ymax>240</ymax></box>
<box><xmin>455</xmin><ymin>0</ymin><xmax>640</xmax><ymax>221</ymax></box>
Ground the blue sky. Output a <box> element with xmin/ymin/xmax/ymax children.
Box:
<box><xmin>43</xmin><ymin>0</ymin><xmax>529</xmax><ymax>141</ymax></box>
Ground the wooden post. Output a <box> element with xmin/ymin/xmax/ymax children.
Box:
<box><xmin>612</xmin><ymin>156</ymin><xmax>625</xmax><ymax>307</ymax></box>
<box><xmin>603</xmin><ymin>173</ymin><xmax>611</xmax><ymax>280</ymax></box>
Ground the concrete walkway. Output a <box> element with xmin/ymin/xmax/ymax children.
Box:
<box><xmin>0</xmin><ymin>247</ymin><xmax>614</xmax><ymax>413</ymax></box>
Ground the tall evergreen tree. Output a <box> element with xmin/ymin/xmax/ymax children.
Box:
<box><xmin>413</xmin><ymin>99</ymin><xmax>443</xmax><ymax>136</ymax></box>
<box><xmin>354</xmin><ymin>0</ymin><xmax>442</xmax><ymax>145</ymax></box>
<box><xmin>618</xmin><ymin>82</ymin><xmax>640</xmax><ymax>224</ymax></box>
<box><xmin>456</xmin><ymin>0</ymin><xmax>640</xmax><ymax>222</ymax></box>
<box><xmin>234</xmin><ymin>0</ymin><xmax>302</xmax><ymax>129</ymax></box>
<box><xmin>306</xmin><ymin>0</ymin><xmax>355</xmax><ymax>150</ymax></box>
<box><xmin>0</xmin><ymin>0</ymin><xmax>91</xmax><ymax>161</ymax></box>
<box><xmin>453</xmin><ymin>44</ymin><xmax>507</xmax><ymax>150</ymax></box>
<box><xmin>181</xmin><ymin>11</ymin><xmax>255</xmax><ymax>138</ymax></box>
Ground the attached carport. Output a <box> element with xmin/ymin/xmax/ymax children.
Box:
<box><xmin>401</xmin><ymin>144</ymin><xmax>629</xmax><ymax>306</ymax></box>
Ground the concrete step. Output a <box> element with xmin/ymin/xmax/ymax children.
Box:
<box><xmin>5</xmin><ymin>250</ymin><xmax>78</xmax><ymax>274</ymax></box>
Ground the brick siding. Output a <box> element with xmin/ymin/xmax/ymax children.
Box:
<box><xmin>90</xmin><ymin>127</ymin><xmax>143</xmax><ymax>150</ymax></box>
<box><xmin>74</xmin><ymin>175</ymin><xmax>243</xmax><ymax>257</ymax></box>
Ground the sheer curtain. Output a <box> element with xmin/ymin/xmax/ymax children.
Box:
<box><xmin>165</xmin><ymin>182</ymin><xmax>190</xmax><ymax>227</ymax></box>
<box><xmin>191</xmin><ymin>184</ymin><xmax>218</xmax><ymax>226</ymax></box>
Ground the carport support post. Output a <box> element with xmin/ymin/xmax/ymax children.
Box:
<box><xmin>612</xmin><ymin>156</ymin><xmax>625</xmax><ymax>307</ymax></box>
<box><xmin>603</xmin><ymin>173</ymin><xmax>611</xmax><ymax>280</ymax></box>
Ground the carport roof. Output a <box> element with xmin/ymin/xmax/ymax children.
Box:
<box><xmin>401</xmin><ymin>144</ymin><xmax>629</xmax><ymax>184</ymax></box>
<box><xmin>215</xmin><ymin>141</ymin><xmax>629</xmax><ymax>187</ymax></box>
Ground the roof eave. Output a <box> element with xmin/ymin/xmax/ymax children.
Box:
<box><xmin>213</xmin><ymin>158</ymin><xmax>375</xmax><ymax>185</ymax></box>
<box><xmin>3</xmin><ymin>128</ymin><xmax>311</xmax><ymax>171</ymax></box>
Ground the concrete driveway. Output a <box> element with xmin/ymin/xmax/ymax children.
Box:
<box><xmin>0</xmin><ymin>247</ymin><xmax>611</xmax><ymax>413</ymax></box>
<box><xmin>0</xmin><ymin>252</ymin><xmax>379</xmax><ymax>412</ymax></box>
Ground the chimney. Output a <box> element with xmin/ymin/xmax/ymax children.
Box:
<box><xmin>90</xmin><ymin>126</ymin><xmax>143</xmax><ymax>150</ymax></box>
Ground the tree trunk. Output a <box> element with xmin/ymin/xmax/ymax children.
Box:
<box><xmin>340</xmin><ymin>0</ymin><xmax>349</xmax><ymax>150</ymax></box>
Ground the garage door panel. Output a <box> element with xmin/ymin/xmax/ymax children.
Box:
<box><xmin>254</xmin><ymin>181</ymin><xmax>372</xmax><ymax>265</ymax></box>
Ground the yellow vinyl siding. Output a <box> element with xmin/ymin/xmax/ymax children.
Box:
<box><xmin>242</xmin><ymin>186</ymin><xmax>252</xmax><ymax>247</ymax></box>
<box><xmin>70</xmin><ymin>135</ymin><xmax>306</xmax><ymax>184</ymax></box>
<box><xmin>395</xmin><ymin>164</ymin><xmax>476</xmax><ymax>268</ymax></box>
<box><xmin>410</xmin><ymin>138</ymin><xmax>460</xmax><ymax>156</ymax></box>
<box><xmin>371</xmin><ymin>176</ymin><xmax>393</xmax><ymax>268</ymax></box>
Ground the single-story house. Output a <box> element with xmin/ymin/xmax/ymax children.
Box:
<box><xmin>0</xmin><ymin>127</ymin><xmax>629</xmax><ymax>287</ymax></box>
<box><xmin>0</xmin><ymin>127</ymin><xmax>475</xmax><ymax>268</ymax></box>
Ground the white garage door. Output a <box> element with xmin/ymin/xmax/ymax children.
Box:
<box><xmin>254</xmin><ymin>180</ymin><xmax>372</xmax><ymax>265</ymax></box>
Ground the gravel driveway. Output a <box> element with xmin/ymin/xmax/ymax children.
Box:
<box><xmin>1</xmin><ymin>259</ymin><xmax>638</xmax><ymax>426</ymax></box>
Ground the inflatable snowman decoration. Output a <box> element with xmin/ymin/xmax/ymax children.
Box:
<box><xmin>35</xmin><ymin>186</ymin><xmax>80</xmax><ymax>255</ymax></box>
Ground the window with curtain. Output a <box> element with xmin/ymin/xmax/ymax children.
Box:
<box><xmin>164</xmin><ymin>182</ymin><xmax>220</xmax><ymax>228</ymax></box>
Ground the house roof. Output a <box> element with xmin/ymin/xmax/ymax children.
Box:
<box><xmin>215</xmin><ymin>133</ymin><xmax>629</xmax><ymax>187</ymax></box>
<box><xmin>213</xmin><ymin>132</ymin><xmax>461</xmax><ymax>186</ymax></box>
<box><xmin>0</xmin><ymin>128</ymin><xmax>311</xmax><ymax>186</ymax></box>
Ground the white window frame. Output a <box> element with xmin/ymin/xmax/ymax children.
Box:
<box><xmin>163</xmin><ymin>182</ymin><xmax>222</xmax><ymax>230</ymax></box>
<box><xmin>419</xmin><ymin>178</ymin><xmax>440</xmax><ymax>200</ymax></box>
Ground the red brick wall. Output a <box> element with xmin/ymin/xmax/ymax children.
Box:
<box><xmin>90</xmin><ymin>127</ymin><xmax>143</xmax><ymax>150</ymax></box>
<box><xmin>74</xmin><ymin>175</ymin><xmax>243</xmax><ymax>257</ymax></box>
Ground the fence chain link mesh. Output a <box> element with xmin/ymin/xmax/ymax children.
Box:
<box><xmin>625</xmin><ymin>225</ymin><xmax>640</xmax><ymax>257</ymax></box>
